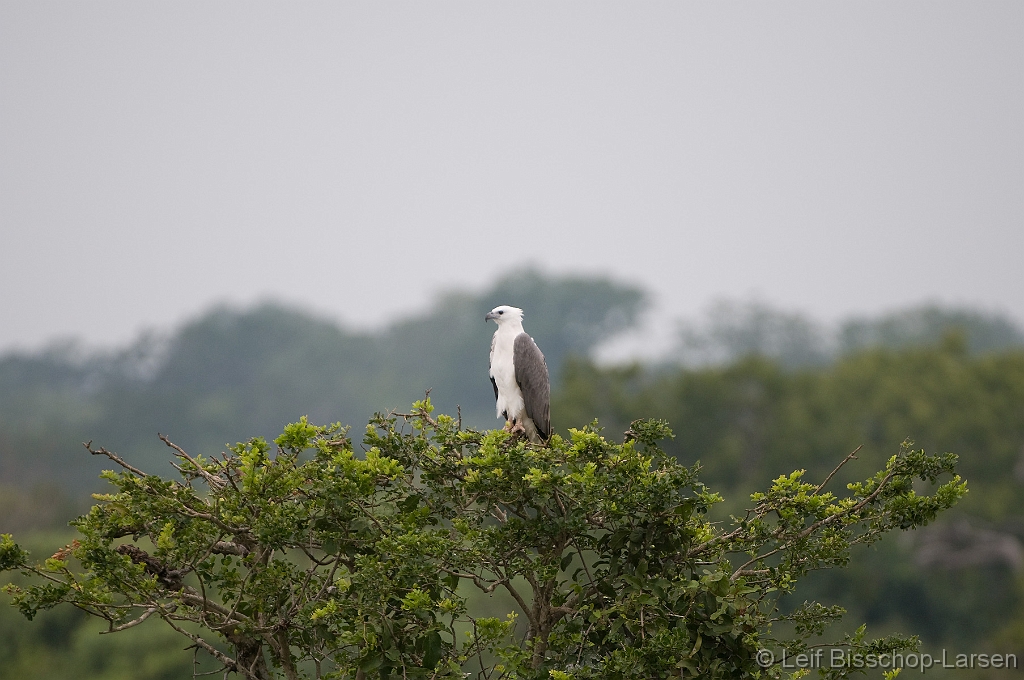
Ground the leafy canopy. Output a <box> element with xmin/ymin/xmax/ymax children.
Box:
<box><xmin>1</xmin><ymin>401</ymin><xmax>965</xmax><ymax>679</ymax></box>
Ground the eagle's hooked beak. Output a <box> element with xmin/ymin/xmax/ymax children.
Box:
<box><xmin>484</xmin><ymin>311</ymin><xmax>499</xmax><ymax>322</ymax></box>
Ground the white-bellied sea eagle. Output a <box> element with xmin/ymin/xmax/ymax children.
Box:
<box><xmin>485</xmin><ymin>305</ymin><xmax>550</xmax><ymax>444</ymax></box>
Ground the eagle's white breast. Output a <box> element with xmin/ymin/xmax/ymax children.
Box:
<box><xmin>489</xmin><ymin>324</ymin><xmax>525</xmax><ymax>422</ymax></box>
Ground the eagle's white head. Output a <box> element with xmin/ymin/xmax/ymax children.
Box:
<box><xmin>484</xmin><ymin>305</ymin><xmax>524</xmax><ymax>326</ymax></box>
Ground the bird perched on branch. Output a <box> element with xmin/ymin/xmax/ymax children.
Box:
<box><xmin>485</xmin><ymin>305</ymin><xmax>551</xmax><ymax>444</ymax></box>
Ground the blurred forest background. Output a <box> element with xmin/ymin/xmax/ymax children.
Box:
<box><xmin>2</xmin><ymin>270</ymin><xmax>1024</xmax><ymax>679</ymax></box>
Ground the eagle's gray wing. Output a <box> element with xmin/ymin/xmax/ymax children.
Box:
<box><xmin>513</xmin><ymin>332</ymin><xmax>550</xmax><ymax>440</ymax></box>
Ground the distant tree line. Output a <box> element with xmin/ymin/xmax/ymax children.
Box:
<box><xmin>675</xmin><ymin>299</ymin><xmax>1024</xmax><ymax>368</ymax></box>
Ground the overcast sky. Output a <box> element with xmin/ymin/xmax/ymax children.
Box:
<box><xmin>1</xmin><ymin>2</ymin><xmax>1021</xmax><ymax>355</ymax></box>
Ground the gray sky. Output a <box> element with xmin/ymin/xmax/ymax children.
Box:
<box><xmin>2</xmin><ymin>2</ymin><xmax>1021</xmax><ymax>355</ymax></box>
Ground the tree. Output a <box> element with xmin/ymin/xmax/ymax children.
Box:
<box><xmin>1</xmin><ymin>402</ymin><xmax>964</xmax><ymax>679</ymax></box>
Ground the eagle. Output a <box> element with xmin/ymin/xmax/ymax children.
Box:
<box><xmin>485</xmin><ymin>305</ymin><xmax>550</xmax><ymax>444</ymax></box>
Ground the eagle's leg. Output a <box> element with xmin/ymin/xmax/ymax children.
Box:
<box><xmin>509</xmin><ymin>420</ymin><xmax>526</xmax><ymax>436</ymax></box>
<box><xmin>502</xmin><ymin>420</ymin><xmax>514</xmax><ymax>432</ymax></box>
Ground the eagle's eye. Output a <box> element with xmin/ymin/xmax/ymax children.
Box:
<box><xmin>498</xmin><ymin>310</ymin><xmax>504</xmax><ymax>315</ymax></box>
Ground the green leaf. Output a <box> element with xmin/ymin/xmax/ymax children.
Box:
<box><xmin>422</xmin><ymin>630</ymin><xmax>443</xmax><ymax>669</ymax></box>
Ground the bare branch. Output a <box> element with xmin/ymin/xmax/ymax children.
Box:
<box><xmin>160</xmin><ymin>434</ymin><xmax>227</xmax><ymax>490</ymax></box>
<box><xmin>179</xmin><ymin>587</ymin><xmax>251</xmax><ymax>627</ymax></box>
<box><xmin>174</xmin><ymin>502</ymin><xmax>250</xmax><ymax>540</ymax></box>
<box><xmin>84</xmin><ymin>441</ymin><xmax>147</xmax><ymax>477</ymax></box>
<box><xmin>814</xmin><ymin>445</ymin><xmax>862</xmax><ymax>495</ymax></box>
<box><xmin>162</xmin><ymin>617</ymin><xmax>252</xmax><ymax>680</ymax></box>
<box><xmin>102</xmin><ymin>606</ymin><xmax>159</xmax><ymax>633</ymax></box>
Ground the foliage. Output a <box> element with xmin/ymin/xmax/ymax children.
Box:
<box><xmin>2</xmin><ymin>403</ymin><xmax>964</xmax><ymax>679</ymax></box>
<box><xmin>553</xmin><ymin>345</ymin><xmax>1024</xmax><ymax>650</ymax></box>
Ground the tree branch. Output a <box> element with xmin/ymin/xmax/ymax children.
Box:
<box><xmin>160</xmin><ymin>434</ymin><xmax>227</xmax><ymax>490</ymax></box>
<box><xmin>162</xmin><ymin>617</ymin><xmax>254</xmax><ymax>680</ymax></box>
<box><xmin>84</xmin><ymin>441</ymin><xmax>147</xmax><ymax>477</ymax></box>
<box><xmin>813</xmin><ymin>445</ymin><xmax>862</xmax><ymax>495</ymax></box>
<box><xmin>730</xmin><ymin>466</ymin><xmax>900</xmax><ymax>581</ymax></box>
<box><xmin>102</xmin><ymin>606</ymin><xmax>159</xmax><ymax>633</ymax></box>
